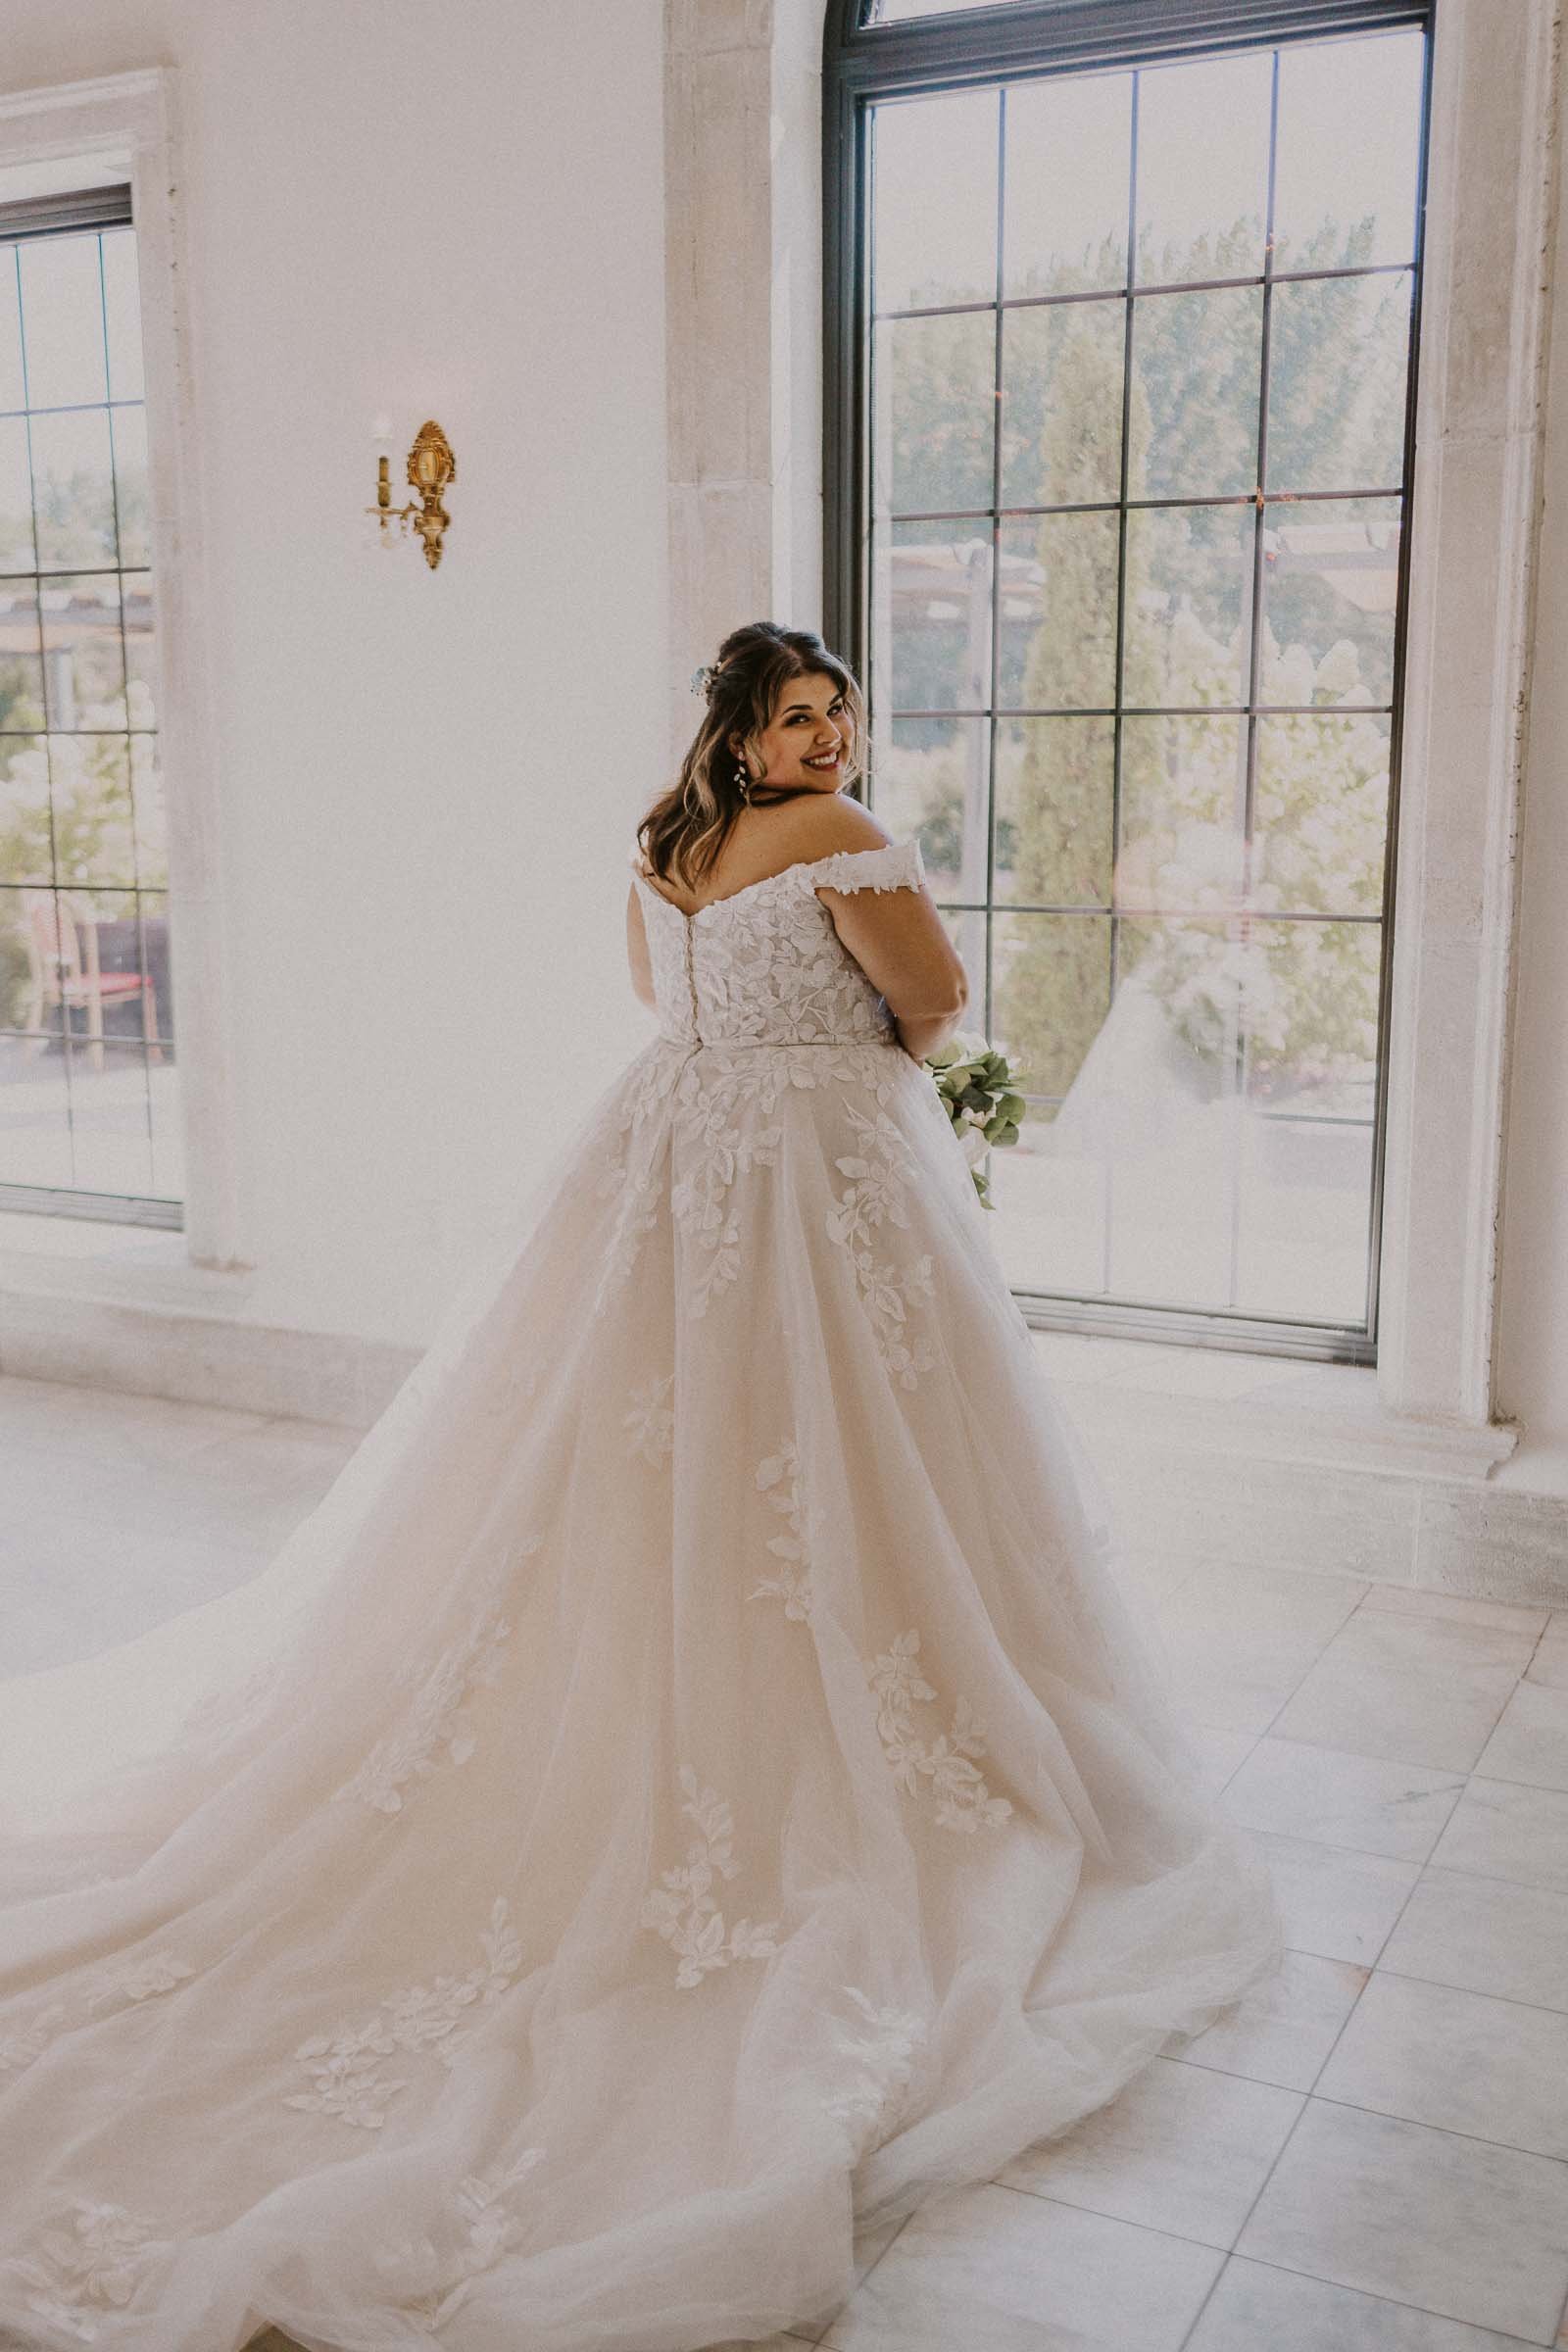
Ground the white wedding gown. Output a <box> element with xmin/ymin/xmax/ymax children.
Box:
<box><xmin>0</xmin><ymin>836</ymin><xmax>1283</xmax><ymax>2352</ymax></box>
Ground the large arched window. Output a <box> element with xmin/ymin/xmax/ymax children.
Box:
<box><xmin>825</xmin><ymin>0</ymin><xmax>1432</xmax><ymax>1364</ymax></box>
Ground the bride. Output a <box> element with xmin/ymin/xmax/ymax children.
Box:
<box><xmin>0</xmin><ymin>619</ymin><xmax>1282</xmax><ymax>2352</ymax></box>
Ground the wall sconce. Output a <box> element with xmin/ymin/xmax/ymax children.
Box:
<box><xmin>367</xmin><ymin>415</ymin><xmax>457</xmax><ymax>568</ymax></box>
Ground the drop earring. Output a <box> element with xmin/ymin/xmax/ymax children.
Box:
<box><xmin>734</xmin><ymin>760</ymin><xmax>751</xmax><ymax>804</ymax></box>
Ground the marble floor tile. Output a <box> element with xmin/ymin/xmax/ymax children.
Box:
<box><xmin>788</xmin><ymin>2212</ymin><xmax>908</xmax><ymax>2342</ymax></box>
<box><xmin>1268</xmin><ymin>1613</ymin><xmax>1536</xmax><ymax>1775</ymax></box>
<box><xmin>1153</xmin><ymin>1565</ymin><xmax>1369</xmax><ymax>1736</ymax></box>
<box><xmin>1185</xmin><ymin>2255</ymin><xmax>1545</xmax><ymax>2351</ymax></box>
<box><xmin>1474</xmin><ymin>1680</ymin><xmax>1568</xmax><ymax>1793</ymax></box>
<box><xmin>1377</xmin><ymin>1866</ymin><xmax>1568</xmax><ymax>2013</ymax></box>
<box><xmin>1165</xmin><ymin>1948</ymin><xmax>1368</xmax><ymax>2092</ymax></box>
<box><xmin>1235</xmin><ymin>2098</ymin><xmax>1568</xmax><ymax>2343</ymax></box>
<box><xmin>996</xmin><ymin>2054</ymin><xmax>1301</xmax><ymax>2248</ymax></box>
<box><xmin>1220</xmin><ymin>1740</ymin><xmax>1467</xmax><ymax>1863</ymax></box>
<box><xmin>1181</xmin><ymin>1724</ymin><xmax>1261</xmax><ymax>1799</ymax></box>
<box><xmin>1247</xmin><ymin>1828</ymin><xmax>1422</xmax><ymax>1966</ymax></box>
<box><xmin>1527</xmin><ymin>1615</ymin><xmax>1568</xmax><ymax>1690</ymax></box>
<box><xmin>819</xmin><ymin>2181</ymin><xmax>1225</xmax><ymax>2351</ymax></box>
<box><xmin>1315</xmin><ymin>1969</ymin><xmax>1568</xmax><ymax>2159</ymax></box>
<box><xmin>1428</xmin><ymin>1779</ymin><xmax>1568</xmax><ymax>1893</ymax></box>
<box><xmin>1358</xmin><ymin>1587</ymin><xmax>1551</xmax><ymax>1640</ymax></box>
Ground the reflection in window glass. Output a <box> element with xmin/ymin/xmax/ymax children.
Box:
<box><xmin>859</xmin><ymin>25</ymin><xmax>1428</xmax><ymax>1348</ymax></box>
<box><xmin>0</xmin><ymin>212</ymin><xmax>179</xmax><ymax>1221</ymax></box>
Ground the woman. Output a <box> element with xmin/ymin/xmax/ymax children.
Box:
<box><xmin>0</xmin><ymin>620</ymin><xmax>1282</xmax><ymax>2352</ymax></box>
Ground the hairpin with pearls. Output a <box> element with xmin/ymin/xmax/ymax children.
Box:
<box><xmin>690</xmin><ymin>662</ymin><xmax>719</xmax><ymax>699</ymax></box>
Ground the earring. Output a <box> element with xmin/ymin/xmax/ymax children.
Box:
<box><xmin>734</xmin><ymin>760</ymin><xmax>751</xmax><ymax>804</ymax></box>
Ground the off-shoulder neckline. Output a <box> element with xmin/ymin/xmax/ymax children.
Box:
<box><xmin>630</xmin><ymin>841</ymin><xmax>914</xmax><ymax>923</ymax></box>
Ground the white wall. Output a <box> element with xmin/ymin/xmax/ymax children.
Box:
<box><xmin>1497</xmin><ymin>13</ymin><xmax>1568</xmax><ymax>1461</ymax></box>
<box><xmin>0</xmin><ymin>0</ymin><xmax>669</xmax><ymax>1347</ymax></box>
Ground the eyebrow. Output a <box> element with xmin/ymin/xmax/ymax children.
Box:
<box><xmin>780</xmin><ymin>693</ymin><xmax>844</xmax><ymax>713</ymax></box>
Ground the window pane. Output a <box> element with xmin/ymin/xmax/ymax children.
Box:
<box><xmin>872</xmin><ymin>87</ymin><xmax>998</xmax><ymax>312</ymax></box>
<box><xmin>998</xmin><ymin>511</ymin><xmax>1119</xmax><ymax>710</ymax></box>
<box><xmin>110</xmin><ymin>404</ymin><xmax>149</xmax><ymax>567</ymax></box>
<box><xmin>63</xmin><ymin>1033</ymin><xmax>157</xmax><ymax>1195</ymax></box>
<box><xmin>1273</xmin><ymin>32</ymin><xmax>1423</xmax><ymax>273</ymax></box>
<box><xmin>1131</xmin><ymin>284</ymin><xmax>1263</xmax><ymax>499</ymax></box>
<box><xmin>935</xmin><ymin>906</ymin><xmax>987</xmax><ymax>1039</ymax></box>
<box><xmin>1117</xmin><ymin>714</ymin><xmax>1249</xmax><ymax>916</ymax></box>
<box><xmin>29</xmin><ymin>407</ymin><xmax>117</xmax><ymax>566</ymax></box>
<box><xmin>40</xmin><ymin>575</ymin><xmax>125</xmax><ymax>727</ymax></box>
<box><xmin>0</xmin><ymin>735</ymin><xmax>50</xmax><ymax>887</ymax></box>
<box><xmin>871</xmin><ymin>714</ymin><xmax>989</xmax><ymax>900</ymax></box>
<box><xmin>0</xmin><ymin>217</ymin><xmax>177</xmax><ymax>1217</ymax></box>
<box><xmin>874</xmin><ymin>522</ymin><xmax>993</xmax><ymax>711</ymax></box>
<box><xmin>1000</xmin><ymin>296</ymin><xmax>1124</xmax><ymax>508</ymax></box>
<box><xmin>18</xmin><ymin>232</ymin><xmax>106</xmax><ymax>409</ymax></box>
<box><xmin>48</xmin><ymin>736</ymin><xmax>136</xmax><ymax>887</ymax></box>
<box><xmin>128</xmin><ymin>728</ymin><xmax>167</xmax><ymax>886</ymax></box>
<box><xmin>874</xmin><ymin>309</ymin><xmax>996</xmax><ymax>515</ymax></box>
<box><xmin>100</xmin><ymin>227</ymin><xmax>144</xmax><ymax>402</ymax></box>
<box><xmin>122</xmin><ymin>570</ymin><xmax>158</xmax><ymax>731</ymax></box>
<box><xmin>993</xmin><ymin>907</ymin><xmax>1111</xmax><ymax>1104</ymax></box>
<box><xmin>1101</xmin><ymin>914</ymin><xmax>1245</xmax><ymax>1304</ymax></box>
<box><xmin>0</xmin><ymin>1026</ymin><xmax>73</xmax><ymax>1186</ymax></box>
<box><xmin>1266</xmin><ymin>271</ymin><xmax>1412</xmax><ymax>495</ymax></box>
<box><xmin>1260</xmin><ymin>497</ymin><xmax>1400</xmax><ymax>706</ymax></box>
<box><xmin>0</xmin><ymin>252</ymin><xmax>23</xmax><ymax>412</ymax></box>
<box><xmin>1123</xmin><ymin>503</ymin><xmax>1255</xmax><ymax>710</ymax></box>
<box><xmin>1003</xmin><ymin>71</ymin><xmax>1131</xmax><ymax>298</ymax></box>
<box><xmin>1232</xmin><ymin>917</ymin><xmax>1381</xmax><ymax>1320</ymax></box>
<box><xmin>1253</xmin><ymin>714</ymin><xmax>1391</xmax><ymax>918</ymax></box>
<box><xmin>994</xmin><ymin>716</ymin><xmax>1115</xmax><ymax>908</ymax></box>
<box><xmin>1134</xmin><ymin>52</ymin><xmax>1272</xmax><ymax>285</ymax></box>
<box><xmin>0</xmin><ymin>415</ymin><xmax>36</xmax><ymax>569</ymax></box>
<box><xmin>987</xmin><ymin>1097</ymin><xmax>1109</xmax><ymax>1296</ymax></box>
<box><xmin>0</xmin><ymin>579</ymin><xmax>44</xmax><ymax>721</ymax></box>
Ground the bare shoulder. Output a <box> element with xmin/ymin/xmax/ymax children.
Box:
<box><xmin>787</xmin><ymin>794</ymin><xmax>899</xmax><ymax>866</ymax></box>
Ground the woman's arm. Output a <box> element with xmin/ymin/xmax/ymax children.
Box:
<box><xmin>626</xmin><ymin>883</ymin><xmax>657</xmax><ymax>1009</ymax></box>
<box><xmin>808</xmin><ymin>808</ymin><xmax>971</xmax><ymax>1062</ymax></box>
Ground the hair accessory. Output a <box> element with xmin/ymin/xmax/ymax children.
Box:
<box><xmin>690</xmin><ymin>662</ymin><xmax>718</xmax><ymax>699</ymax></box>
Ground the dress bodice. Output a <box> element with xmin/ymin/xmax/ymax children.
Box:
<box><xmin>628</xmin><ymin>839</ymin><xmax>928</xmax><ymax>1049</ymax></box>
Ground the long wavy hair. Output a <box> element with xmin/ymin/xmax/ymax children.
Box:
<box><xmin>635</xmin><ymin>621</ymin><xmax>867</xmax><ymax>894</ymax></box>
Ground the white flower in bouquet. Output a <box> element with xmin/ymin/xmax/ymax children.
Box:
<box><xmin>921</xmin><ymin>1032</ymin><xmax>1029</xmax><ymax>1210</ymax></box>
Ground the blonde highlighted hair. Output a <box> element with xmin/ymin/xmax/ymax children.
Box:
<box><xmin>636</xmin><ymin>621</ymin><xmax>867</xmax><ymax>894</ymax></box>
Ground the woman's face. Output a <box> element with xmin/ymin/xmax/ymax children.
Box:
<box><xmin>732</xmin><ymin>670</ymin><xmax>850</xmax><ymax>794</ymax></box>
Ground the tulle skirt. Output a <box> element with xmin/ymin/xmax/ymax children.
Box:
<box><xmin>0</xmin><ymin>1028</ymin><xmax>1283</xmax><ymax>2351</ymax></box>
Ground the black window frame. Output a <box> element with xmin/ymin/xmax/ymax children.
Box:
<box><xmin>822</xmin><ymin>0</ymin><xmax>1436</xmax><ymax>1363</ymax></box>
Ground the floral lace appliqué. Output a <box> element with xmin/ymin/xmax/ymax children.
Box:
<box><xmin>747</xmin><ymin>1436</ymin><xmax>824</xmax><ymax>1621</ymax></box>
<box><xmin>372</xmin><ymin>2145</ymin><xmax>547</xmax><ymax>2329</ymax></box>
<box><xmin>330</xmin><ymin>1549</ymin><xmax>536</xmax><ymax>1816</ymax></box>
<box><xmin>1</xmin><ymin>1948</ymin><xmax>196</xmax><ymax>2086</ymax></box>
<box><xmin>3</xmin><ymin>2199</ymin><xmax>169</xmax><ymax>2342</ymax></box>
<box><xmin>826</xmin><ymin>1102</ymin><xmax>937</xmax><ymax>1390</ymax></box>
<box><xmin>822</xmin><ymin>1985</ymin><xmax>928</xmax><ymax>2149</ymax></box>
<box><xmin>641</xmin><ymin>1765</ymin><xmax>781</xmax><ymax>1989</ymax></box>
<box><xmin>623</xmin><ymin>1369</ymin><xmax>675</xmax><ymax>1465</ymax></box>
<box><xmin>285</xmin><ymin>1895</ymin><xmax>523</xmax><ymax>2129</ymax></box>
<box><xmin>868</xmin><ymin>1630</ymin><xmax>1013</xmax><ymax>1833</ymax></box>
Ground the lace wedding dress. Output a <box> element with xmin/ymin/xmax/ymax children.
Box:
<box><xmin>0</xmin><ymin>836</ymin><xmax>1282</xmax><ymax>2352</ymax></box>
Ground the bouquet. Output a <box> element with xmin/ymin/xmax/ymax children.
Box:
<box><xmin>922</xmin><ymin>1031</ymin><xmax>1027</xmax><ymax>1209</ymax></box>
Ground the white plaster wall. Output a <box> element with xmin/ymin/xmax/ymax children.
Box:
<box><xmin>0</xmin><ymin>0</ymin><xmax>669</xmax><ymax>1345</ymax></box>
<box><xmin>1497</xmin><ymin>13</ymin><xmax>1568</xmax><ymax>1459</ymax></box>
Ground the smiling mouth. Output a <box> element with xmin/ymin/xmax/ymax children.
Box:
<box><xmin>803</xmin><ymin>749</ymin><xmax>842</xmax><ymax>768</ymax></box>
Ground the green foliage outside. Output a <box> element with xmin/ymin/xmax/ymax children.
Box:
<box><xmin>879</xmin><ymin>210</ymin><xmax>1406</xmax><ymax>1115</ymax></box>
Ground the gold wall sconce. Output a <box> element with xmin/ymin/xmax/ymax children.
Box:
<box><xmin>367</xmin><ymin>416</ymin><xmax>457</xmax><ymax>568</ymax></box>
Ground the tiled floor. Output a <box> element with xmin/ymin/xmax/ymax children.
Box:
<box><xmin>5</xmin><ymin>1367</ymin><xmax>1568</xmax><ymax>2351</ymax></box>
